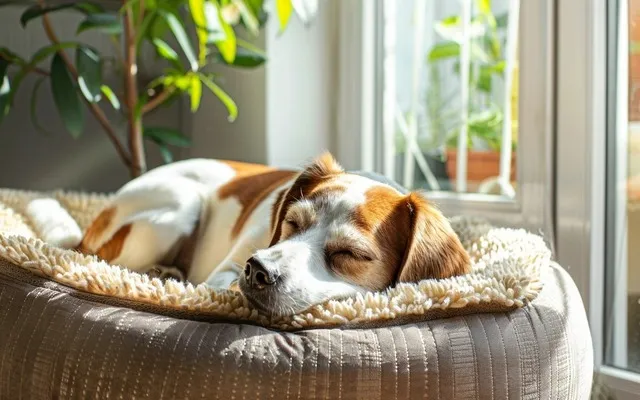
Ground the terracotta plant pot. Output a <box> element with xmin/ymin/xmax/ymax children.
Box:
<box><xmin>445</xmin><ymin>149</ymin><xmax>516</xmax><ymax>189</ymax></box>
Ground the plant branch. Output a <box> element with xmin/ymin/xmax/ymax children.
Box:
<box><xmin>137</xmin><ymin>0</ymin><xmax>145</xmax><ymax>26</ymax></box>
<box><xmin>123</xmin><ymin>1</ymin><xmax>145</xmax><ymax>177</ymax></box>
<box><xmin>0</xmin><ymin>54</ymin><xmax>50</xmax><ymax>76</ymax></box>
<box><xmin>37</xmin><ymin>0</ymin><xmax>132</xmax><ymax>169</ymax></box>
<box><xmin>141</xmin><ymin>86</ymin><xmax>175</xmax><ymax>115</ymax></box>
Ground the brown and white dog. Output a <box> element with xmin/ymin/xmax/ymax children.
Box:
<box><xmin>40</xmin><ymin>153</ymin><xmax>470</xmax><ymax>316</ymax></box>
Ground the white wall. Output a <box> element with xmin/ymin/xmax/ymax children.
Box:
<box><xmin>188</xmin><ymin>1</ymin><xmax>338</xmax><ymax>169</ymax></box>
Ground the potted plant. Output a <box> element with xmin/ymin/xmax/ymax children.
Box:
<box><xmin>426</xmin><ymin>0</ymin><xmax>518</xmax><ymax>191</ymax></box>
<box><xmin>0</xmin><ymin>0</ymin><xmax>317</xmax><ymax>178</ymax></box>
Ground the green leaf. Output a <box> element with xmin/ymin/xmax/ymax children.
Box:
<box><xmin>20</xmin><ymin>4</ymin><xmax>73</xmax><ymax>27</ymax></box>
<box><xmin>427</xmin><ymin>41</ymin><xmax>491</xmax><ymax>63</ymax></box>
<box><xmin>31</xmin><ymin>42</ymin><xmax>81</xmax><ymax>66</ymax></box>
<box><xmin>198</xmin><ymin>73</ymin><xmax>237</xmax><ymax>121</ymax></box>
<box><xmin>236</xmin><ymin>0</ymin><xmax>260</xmax><ymax>36</ymax></box>
<box><xmin>212</xmin><ymin>45</ymin><xmax>266</xmax><ymax>67</ymax></box>
<box><xmin>136</xmin><ymin>11</ymin><xmax>157</xmax><ymax>49</ymax></box>
<box><xmin>275</xmin><ymin>0</ymin><xmax>293</xmax><ymax>32</ymax></box>
<box><xmin>20</xmin><ymin>2</ymin><xmax>104</xmax><ymax>27</ymax></box>
<box><xmin>30</xmin><ymin>76</ymin><xmax>56</xmax><ymax>136</ymax></box>
<box><xmin>192</xmin><ymin>1</ymin><xmax>237</xmax><ymax>64</ymax></box>
<box><xmin>439</xmin><ymin>15</ymin><xmax>459</xmax><ymax>27</ymax></box>
<box><xmin>50</xmin><ymin>53</ymin><xmax>84</xmax><ymax>138</ymax></box>
<box><xmin>77</xmin><ymin>13</ymin><xmax>123</xmax><ymax>35</ymax></box>
<box><xmin>428</xmin><ymin>41</ymin><xmax>460</xmax><ymax>62</ymax></box>
<box><xmin>100</xmin><ymin>85</ymin><xmax>120</xmax><ymax>110</ymax></box>
<box><xmin>476</xmin><ymin>0</ymin><xmax>491</xmax><ymax>15</ymax></box>
<box><xmin>189</xmin><ymin>0</ymin><xmax>208</xmax><ymax>66</ymax></box>
<box><xmin>151</xmin><ymin>38</ymin><xmax>182</xmax><ymax>70</ymax></box>
<box><xmin>434</xmin><ymin>16</ymin><xmax>486</xmax><ymax>42</ymax></box>
<box><xmin>495</xmin><ymin>12</ymin><xmax>508</xmax><ymax>29</ymax></box>
<box><xmin>0</xmin><ymin>47</ymin><xmax>24</xmax><ymax>65</ymax></box>
<box><xmin>157</xmin><ymin>144</ymin><xmax>173</xmax><ymax>163</ymax></box>
<box><xmin>189</xmin><ymin>73</ymin><xmax>202</xmax><ymax>112</ymax></box>
<box><xmin>8</xmin><ymin>42</ymin><xmax>80</xmax><ymax>106</ymax></box>
<box><xmin>214</xmin><ymin>5</ymin><xmax>236</xmax><ymax>63</ymax></box>
<box><xmin>158</xmin><ymin>10</ymin><xmax>198</xmax><ymax>71</ymax></box>
<box><xmin>76</xmin><ymin>46</ymin><xmax>102</xmax><ymax>103</ymax></box>
<box><xmin>244</xmin><ymin>0</ymin><xmax>264</xmax><ymax>19</ymax></box>
<box><xmin>0</xmin><ymin>59</ymin><xmax>11</xmax><ymax>125</ymax></box>
<box><xmin>144</xmin><ymin>126</ymin><xmax>191</xmax><ymax>147</ymax></box>
<box><xmin>73</xmin><ymin>2</ymin><xmax>104</xmax><ymax>14</ymax></box>
<box><xmin>477</xmin><ymin>68</ymin><xmax>492</xmax><ymax>92</ymax></box>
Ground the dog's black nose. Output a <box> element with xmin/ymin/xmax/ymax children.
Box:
<box><xmin>245</xmin><ymin>257</ymin><xmax>279</xmax><ymax>290</ymax></box>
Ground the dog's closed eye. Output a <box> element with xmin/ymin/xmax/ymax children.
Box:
<box><xmin>328</xmin><ymin>248</ymin><xmax>375</xmax><ymax>262</ymax></box>
<box><xmin>284</xmin><ymin>218</ymin><xmax>299</xmax><ymax>231</ymax></box>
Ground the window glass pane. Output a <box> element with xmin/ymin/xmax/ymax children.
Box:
<box><xmin>606</xmin><ymin>0</ymin><xmax>640</xmax><ymax>374</ymax></box>
<box><xmin>382</xmin><ymin>0</ymin><xmax>519</xmax><ymax>197</ymax></box>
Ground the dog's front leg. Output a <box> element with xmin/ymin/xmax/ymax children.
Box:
<box><xmin>204</xmin><ymin>225</ymin><xmax>269</xmax><ymax>290</ymax></box>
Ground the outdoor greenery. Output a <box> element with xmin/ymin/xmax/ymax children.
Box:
<box><xmin>425</xmin><ymin>0</ymin><xmax>517</xmax><ymax>153</ymax></box>
<box><xmin>0</xmin><ymin>0</ymin><xmax>311</xmax><ymax>177</ymax></box>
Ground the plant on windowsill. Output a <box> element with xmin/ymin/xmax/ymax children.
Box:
<box><xmin>426</xmin><ymin>0</ymin><xmax>518</xmax><ymax>191</ymax></box>
<box><xmin>0</xmin><ymin>0</ymin><xmax>317</xmax><ymax>178</ymax></box>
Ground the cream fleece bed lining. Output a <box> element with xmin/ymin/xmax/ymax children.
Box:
<box><xmin>0</xmin><ymin>188</ymin><xmax>549</xmax><ymax>331</ymax></box>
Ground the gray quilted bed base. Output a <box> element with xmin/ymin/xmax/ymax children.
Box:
<box><xmin>0</xmin><ymin>259</ymin><xmax>593</xmax><ymax>400</ymax></box>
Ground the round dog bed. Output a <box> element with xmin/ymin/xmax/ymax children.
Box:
<box><xmin>0</xmin><ymin>189</ymin><xmax>593</xmax><ymax>399</ymax></box>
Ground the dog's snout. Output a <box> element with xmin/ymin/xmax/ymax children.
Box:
<box><xmin>245</xmin><ymin>257</ymin><xmax>279</xmax><ymax>290</ymax></box>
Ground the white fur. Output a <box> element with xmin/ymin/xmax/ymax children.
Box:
<box><xmin>25</xmin><ymin>198</ymin><xmax>83</xmax><ymax>248</ymax></box>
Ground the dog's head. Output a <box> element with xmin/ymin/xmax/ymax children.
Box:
<box><xmin>239</xmin><ymin>153</ymin><xmax>470</xmax><ymax>316</ymax></box>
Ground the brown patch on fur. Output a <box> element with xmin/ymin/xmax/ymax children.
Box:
<box><xmin>219</xmin><ymin>169</ymin><xmax>297</xmax><ymax>238</ymax></box>
<box><xmin>345</xmin><ymin>187</ymin><xmax>470</xmax><ymax>290</ymax></box>
<box><xmin>270</xmin><ymin>188</ymin><xmax>287</xmax><ymax>235</ymax></box>
<box><xmin>219</xmin><ymin>159</ymin><xmax>274</xmax><ymax>175</ymax></box>
<box><xmin>76</xmin><ymin>207</ymin><xmax>116</xmax><ymax>254</ymax></box>
<box><xmin>397</xmin><ymin>193</ymin><xmax>470</xmax><ymax>281</ymax></box>
<box><xmin>269</xmin><ymin>153</ymin><xmax>344</xmax><ymax>246</ymax></box>
<box><xmin>333</xmin><ymin>187</ymin><xmax>412</xmax><ymax>289</ymax></box>
<box><xmin>94</xmin><ymin>224</ymin><xmax>132</xmax><ymax>262</ymax></box>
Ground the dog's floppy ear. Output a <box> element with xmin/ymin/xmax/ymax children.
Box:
<box><xmin>396</xmin><ymin>192</ymin><xmax>470</xmax><ymax>282</ymax></box>
<box><xmin>269</xmin><ymin>152</ymin><xmax>343</xmax><ymax>244</ymax></box>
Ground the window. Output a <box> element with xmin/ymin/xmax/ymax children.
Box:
<box><xmin>604</xmin><ymin>0</ymin><xmax>640</xmax><ymax>382</ymax></box>
<box><xmin>361</xmin><ymin>0</ymin><xmax>554</xmax><ymax>236</ymax></box>
<box><xmin>381</xmin><ymin>0</ymin><xmax>519</xmax><ymax>197</ymax></box>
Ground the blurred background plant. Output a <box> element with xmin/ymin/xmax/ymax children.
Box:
<box><xmin>427</xmin><ymin>0</ymin><xmax>516</xmax><ymax>153</ymax></box>
<box><xmin>393</xmin><ymin>0</ymin><xmax>518</xmax><ymax>193</ymax></box>
<box><xmin>0</xmin><ymin>0</ymin><xmax>317</xmax><ymax>178</ymax></box>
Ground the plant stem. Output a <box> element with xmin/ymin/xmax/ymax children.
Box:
<box><xmin>37</xmin><ymin>0</ymin><xmax>132</xmax><ymax>171</ymax></box>
<box><xmin>141</xmin><ymin>87</ymin><xmax>175</xmax><ymax>115</ymax></box>
<box><xmin>123</xmin><ymin>1</ymin><xmax>145</xmax><ymax>178</ymax></box>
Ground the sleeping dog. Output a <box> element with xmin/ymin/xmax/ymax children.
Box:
<box><xmin>48</xmin><ymin>153</ymin><xmax>470</xmax><ymax>316</ymax></box>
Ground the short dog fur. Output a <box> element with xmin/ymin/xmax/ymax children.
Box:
<box><xmin>67</xmin><ymin>153</ymin><xmax>470</xmax><ymax>316</ymax></box>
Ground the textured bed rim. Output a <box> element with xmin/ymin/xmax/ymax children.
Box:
<box><xmin>0</xmin><ymin>189</ymin><xmax>549</xmax><ymax>331</ymax></box>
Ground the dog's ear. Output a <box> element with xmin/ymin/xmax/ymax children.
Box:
<box><xmin>269</xmin><ymin>152</ymin><xmax>343</xmax><ymax>244</ymax></box>
<box><xmin>300</xmin><ymin>152</ymin><xmax>344</xmax><ymax>181</ymax></box>
<box><xmin>396</xmin><ymin>192</ymin><xmax>470</xmax><ymax>282</ymax></box>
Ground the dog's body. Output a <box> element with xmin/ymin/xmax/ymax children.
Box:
<box><xmin>76</xmin><ymin>157</ymin><xmax>295</xmax><ymax>289</ymax></box>
<box><xmin>52</xmin><ymin>153</ymin><xmax>470</xmax><ymax>316</ymax></box>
